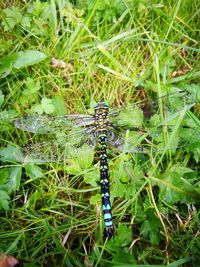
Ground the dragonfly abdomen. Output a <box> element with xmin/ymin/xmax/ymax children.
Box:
<box><xmin>94</xmin><ymin>102</ymin><xmax>115</xmax><ymax>239</ymax></box>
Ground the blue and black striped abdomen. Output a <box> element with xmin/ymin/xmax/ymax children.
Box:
<box><xmin>94</xmin><ymin>102</ymin><xmax>115</xmax><ymax>239</ymax></box>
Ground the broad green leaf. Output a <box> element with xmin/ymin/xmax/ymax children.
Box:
<box><xmin>140</xmin><ymin>219</ymin><xmax>161</xmax><ymax>245</ymax></box>
<box><xmin>107</xmin><ymin>224</ymin><xmax>132</xmax><ymax>249</ymax></box>
<box><xmin>13</xmin><ymin>50</ymin><xmax>47</xmax><ymax>69</ymax></box>
<box><xmin>19</xmin><ymin>78</ymin><xmax>40</xmax><ymax>107</ymax></box>
<box><xmin>90</xmin><ymin>194</ymin><xmax>101</xmax><ymax>206</ymax></box>
<box><xmin>24</xmin><ymin>78</ymin><xmax>40</xmax><ymax>96</ymax></box>
<box><xmin>2</xmin><ymin>6</ymin><xmax>22</xmax><ymax>31</ymax></box>
<box><xmin>8</xmin><ymin>166</ymin><xmax>22</xmax><ymax>191</ymax></box>
<box><xmin>112</xmin><ymin>155</ymin><xmax>143</xmax><ymax>199</ymax></box>
<box><xmin>115</xmin><ymin>224</ymin><xmax>132</xmax><ymax>246</ymax></box>
<box><xmin>66</xmin><ymin>158</ymin><xmax>83</xmax><ymax>175</ymax></box>
<box><xmin>113</xmin><ymin>177</ymin><xmax>138</xmax><ymax>199</ymax></box>
<box><xmin>84</xmin><ymin>169</ymin><xmax>99</xmax><ymax>186</ymax></box>
<box><xmin>31</xmin><ymin>103</ymin><xmax>44</xmax><ymax>115</ymax></box>
<box><xmin>140</xmin><ymin>208</ymin><xmax>161</xmax><ymax>244</ymax></box>
<box><xmin>0</xmin><ymin>109</ymin><xmax>17</xmax><ymax>122</ymax></box>
<box><xmin>31</xmin><ymin>98</ymin><xmax>55</xmax><ymax>114</ymax></box>
<box><xmin>41</xmin><ymin>98</ymin><xmax>55</xmax><ymax>114</ymax></box>
<box><xmin>71</xmin><ymin>144</ymin><xmax>94</xmax><ymax>169</ymax></box>
<box><xmin>0</xmin><ymin>54</ymin><xmax>18</xmax><ymax>78</ymax></box>
<box><xmin>25</xmin><ymin>164</ymin><xmax>44</xmax><ymax>179</ymax></box>
<box><xmin>0</xmin><ymin>168</ymin><xmax>11</xmax><ymax>193</ymax></box>
<box><xmin>27</xmin><ymin>0</ymin><xmax>51</xmax><ymax>18</ymax></box>
<box><xmin>152</xmin><ymin>166</ymin><xmax>200</xmax><ymax>204</ymax></box>
<box><xmin>112</xmin><ymin>105</ymin><xmax>144</xmax><ymax>128</ymax></box>
<box><xmin>112</xmin><ymin>250</ymin><xmax>136</xmax><ymax>265</ymax></box>
<box><xmin>114</xmin><ymin>157</ymin><xmax>134</xmax><ymax>183</ymax></box>
<box><xmin>0</xmin><ymin>51</ymin><xmax>47</xmax><ymax>78</ymax></box>
<box><xmin>21</xmin><ymin>16</ymin><xmax>31</xmax><ymax>28</ymax></box>
<box><xmin>66</xmin><ymin>145</ymin><xmax>94</xmax><ymax>174</ymax></box>
<box><xmin>0</xmin><ymin>190</ymin><xmax>10</xmax><ymax>210</ymax></box>
<box><xmin>179</xmin><ymin>128</ymin><xmax>200</xmax><ymax>162</ymax></box>
<box><xmin>0</xmin><ymin>169</ymin><xmax>9</xmax><ymax>184</ymax></box>
<box><xmin>135</xmin><ymin>198</ymin><xmax>146</xmax><ymax>223</ymax></box>
<box><xmin>0</xmin><ymin>144</ymin><xmax>24</xmax><ymax>162</ymax></box>
<box><xmin>26</xmin><ymin>77</ymin><xmax>41</xmax><ymax>92</ymax></box>
<box><xmin>52</xmin><ymin>95</ymin><xmax>67</xmax><ymax>115</ymax></box>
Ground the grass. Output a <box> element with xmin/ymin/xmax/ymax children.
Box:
<box><xmin>0</xmin><ymin>0</ymin><xmax>200</xmax><ymax>266</ymax></box>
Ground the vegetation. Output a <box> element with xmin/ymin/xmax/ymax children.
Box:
<box><xmin>0</xmin><ymin>1</ymin><xmax>200</xmax><ymax>266</ymax></box>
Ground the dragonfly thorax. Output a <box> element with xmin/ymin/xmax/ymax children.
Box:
<box><xmin>94</xmin><ymin>103</ymin><xmax>110</xmax><ymax>133</ymax></box>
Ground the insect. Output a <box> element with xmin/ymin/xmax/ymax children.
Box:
<box><xmin>13</xmin><ymin>91</ymin><xmax>199</xmax><ymax>239</ymax></box>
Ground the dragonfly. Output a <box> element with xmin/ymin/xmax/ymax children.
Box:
<box><xmin>13</xmin><ymin>91</ymin><xmax>199</xmax><ymax>239</ymax></box>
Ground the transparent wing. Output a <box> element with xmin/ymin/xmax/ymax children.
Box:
<box><xmin>108</xmin><ymin>125</ymin><xmax>200</xmax><ymax>156</ymax></box>
<box><xmin>14</xmin><ymin>114</ymin><xmax>94</xmax><ymax>134</ymax></box>
<box><xmin>16</xmin><ymin>129</ymin><xmax>97</xmax><ymax>163</ymax></box>
<box><xmin>107</xmin><ymin>89</ymin><xmax>199</xmax><ymax>155</ymax></box>
<box><xmin>109</xmin><ymin>90</ymin><xmax>196</xmax><ymax>129</ymax></box>
<box><xmin>20</xmin><ymin>141</ymin><xmax>71</xmax><ymax>163</ymax></box>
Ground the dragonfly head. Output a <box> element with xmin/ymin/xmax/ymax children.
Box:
<box><xmin>94</xmin><ymin>102</ymin><xmax>109</xmax><ymax>109</ymax></box>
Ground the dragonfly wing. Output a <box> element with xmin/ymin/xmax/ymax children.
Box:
<box><xmin>108</xmin><ymin>126</ymin><xmax>200</xmax><ymax>155</ymax></box>
<box><xmin>109</xmin><ymin>90</ymin><xmax>196</xmax><ymax>129</ymax></box>
<box><xmin>19</xmin><ymin>141</ymin><xmax>70</xmax><ymax>163</ymax></box>
<box><xmin>14</xmin><ymin>114</ymin><xmax>94</xmax><ymax>134</ymax></box>
<box><xmin>108</xmin><ymin>128</ymin><xmax>149</xmax><ymax>153</ymax></box>
<box><xmin>17</xmin><ymin>129</ymin><xmax>97</xmax><ymax>163</ymax></box>
<box><xmin>108</xmin><ymin>89</ymin><xmax>198</xmax><ymax>155</ymax></box>
<box><xmin>63</xmin><ymin>127</ymin><xmax>96</xmax><ymax>148</ymax></box>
